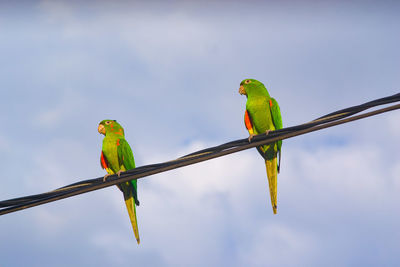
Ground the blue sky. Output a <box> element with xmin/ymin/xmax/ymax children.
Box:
<box><xmin>1</xmin><ymin>0</ymin><xmax>400</xmax><ymax>266</ymax></box>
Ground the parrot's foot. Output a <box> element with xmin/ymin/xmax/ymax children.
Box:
<box><xmin>265</xmin><ymin>130</ymin><xmax>271</xmax><ymax>135</ymax></box>
<box><xmin>103</xmin><ymin>171</ymin><xmax>123</xmax><ymax>182</ymax></box>
<box><xmin>248</xmin><ymin>134</ymin><xmax>255</xmax><ymax>142</ymax></box>
<box><xmin>103</xmin><ymin>173</ymin><xmax>111</xmax><ymax>182</ymax></box>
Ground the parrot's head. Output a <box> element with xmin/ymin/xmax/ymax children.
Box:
<box><xmin>239</xmin><ymin>79</ymin><xmax>269</xmax><ymax>98</ymax></box>
<box><xmin>98</xmin><ymin>119</ymin><xmax>125</xmax><ymax>137</ymax></box>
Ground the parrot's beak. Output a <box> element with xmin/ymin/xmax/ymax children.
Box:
<box><xmin>98</xmin><ymin>124</ymin><xmax>106</xmax><ymax>135</ymax></box>
<box><xmin>239</xmin><ymin>85</ymin><xmax>246</xmax><ymax>95</ymax></box>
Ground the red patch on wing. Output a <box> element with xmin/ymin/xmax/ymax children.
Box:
<box><xmin>100</xmin><ymin>151</ymin><xmax>108</xmax><ymax>169</ymax></box>
<box><xmin>269</xmin><ymin>99</ymin><xmax>273</xmax><ymax>108</ymax></box>
<box><xmin>116</xmin><ymin>139</ymin><xmax>120</xmax><ymax>146</ymax></box>
<box><xmin>245</xmin><ymin>110</ymin><xmax>253</xmax><ymax>131</ymax></box>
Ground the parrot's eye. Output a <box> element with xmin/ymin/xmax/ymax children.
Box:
<box><xmin>245</xmin><ymin>79</ymin><xmax>251</xmax><ymax>84</ymax></box>
<box><xmin>105</xmin><ymin>121</ymin><xmax>111</xmax><ymax>125</ymax></box>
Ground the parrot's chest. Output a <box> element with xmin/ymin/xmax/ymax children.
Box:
<box><xmin>102</xmin><ymin>138</ymin><xmax>120</xmax><ymax>171</ymax></box>
<box><xmin>247</xmin><ymin>99</ymin><xmax>274</xmax><ymax>133</ymax></box>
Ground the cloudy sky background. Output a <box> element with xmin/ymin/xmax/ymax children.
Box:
<box><xmin>1</xmin><ymin>0</ymin><xmax>400</xmax><ymax>266</ymax></box>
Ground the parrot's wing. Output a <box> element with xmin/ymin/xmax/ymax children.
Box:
<box><xmin>117</xmin><ymin>138</ymin><xmax>139</xmax><ymax>206</ymax></box>
<box><xmin>269</xmin><ymin>97</ymin><xmax>283</xmax><ymax>172</ymax></box>
<box><xmin>270</xmin><ymin>98</ymin><xmax>283</xmax><ymax>131</ymax></box>
<box><xmin>117</xmin><ymin>139</ymin><xmax>136</xmax><ymax>170</ymax></box>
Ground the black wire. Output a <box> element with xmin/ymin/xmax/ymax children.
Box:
<box><xmin>1</xmin><ymin>92</ymin><xmax>399</xmax><ymax>215</ymax></box>
<box><xmin>182</xmin><ymin>92</ymin><xmax>400</xmax><ymax>157</ymax></box>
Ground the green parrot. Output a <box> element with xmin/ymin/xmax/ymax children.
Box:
<box><xmin>98</xmin><ymin>119</ymin><xmax>140</xmax><ymax>244</ymax></box>
<box><xmin>239</xmin><ymin>79</ymin><xmax>283</xmax><ymax>214</ymax></box>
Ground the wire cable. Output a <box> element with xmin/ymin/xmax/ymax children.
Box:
<box><xmin>1</xmin><ymin>92</ymin><xmax>399</xmax><ymax>216</ymax></box>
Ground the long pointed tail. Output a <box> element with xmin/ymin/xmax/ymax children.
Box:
<box><xmin>265</xmin><ymin>157</ymin><xmax>278</xmax><ymax>214</ymax></box>
<box><xmin>124</xmin><ymin>196</ymin><xmax>140</xmax><ymax>244</ymax></box>
<box><xmin>120</xmin><ymin>181</ymin><xmax>140</xmax><ymax>244</ymax></box>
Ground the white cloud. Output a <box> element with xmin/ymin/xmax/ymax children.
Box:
<box><xmin>3</xmin><ymin>129</ymin><xmax>400</xmax><ymax>266</ymax></box>
<box><xmin>38</xmin><ymin>0</ymin><xmax>76</xmax><ymax>24</ymax></box>
<box><xmin>33</xmin><ymin>90</ymin><xmax>86</xmax><ymax>128</ymax></box>
<box><xmin>240</xmin><ymin>223</ymin><xmax>316</xmax><ymax>267</ymax></box>
<box><xmin>387</xmin><ymin>111</ymin><xmax>400</xmax><ymax>136</ymax></box>
<box><xmin>32</xmin><ymin>208</ymin><xmax>67</xmax><ymax>236</ymax></box>
<box><xmin>0</xmin><ymin>135</ymin><xmax>10</xmax><ymax>151</ymax></box>
<box><xmin>1</xmin><ymin>1</ymin><xmax>400</xmax><ymax>266</ymax></box>
<box><xmin>87</xmin><ymin>137</ymin><xmax>400</xmax><ymax>266</ymax></box>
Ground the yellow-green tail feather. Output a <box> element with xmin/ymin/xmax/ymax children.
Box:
<box><xmin>265</xmin><ymin>157</ymin><xmax>278</xmax><ymax>214</ymax></box>
<box><xmin>124</xmin><ymin>196</ymin><xmax>140</xmax><ymax>244</ymax></box>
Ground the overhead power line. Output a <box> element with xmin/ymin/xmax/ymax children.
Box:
<box><xmin>1</xmin><ymin>92</ymin><xmax>400</xmax><ymax>216</ymax></box>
